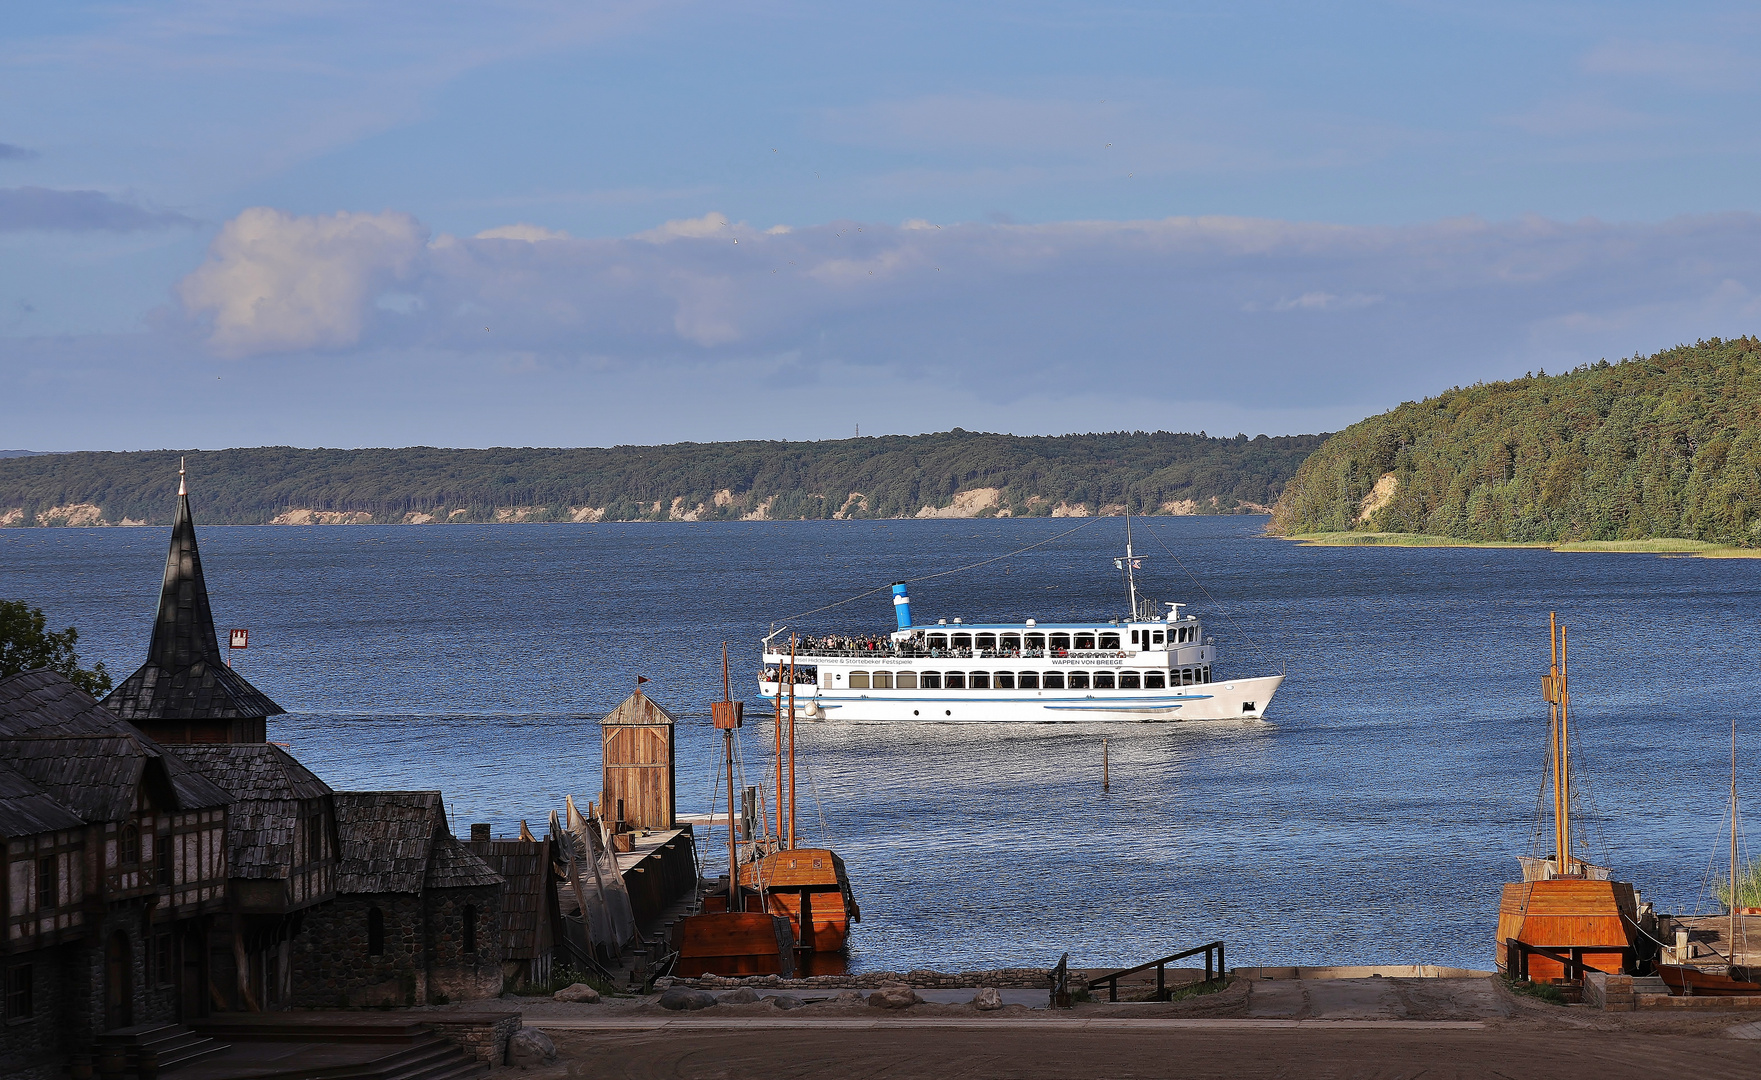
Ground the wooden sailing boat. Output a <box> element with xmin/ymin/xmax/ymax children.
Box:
<box><xmin>671</xmin><ymin>651</ymin><xmax>796</xmax><ymax>978</ymax></box>
<box><xmin>1496</xmin><ymin>614</ymin><xmax>1642</xmax><ymax>983</ymax></box>
<box><xmin>1656</xmin><ymin>714</ymin><xmax>1761</xmax><ymax>995</ymax></box>
<box><xmin>739</xmin><ymin>636</ymin><xmax>861</xmax><ymax>964</ymax></box>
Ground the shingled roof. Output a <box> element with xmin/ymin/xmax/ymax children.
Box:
<box><xmin>0</xmin><ymin>669</ymin><xmax>233</xmax><ymax>822</ymax></box>
<box><xmin>0</xmin><ymin>759</ymin><xmax>86</xmax><ymax>839</ymax></box>
<box><xmin>465</xmin><ymin>837</ymin><xmax>560</xmax><ymax>960</ymax></box>
<box><xmin>332</xmin><ymin>792</ymin><xmax>502</xmax><ymax>895</ymax></box>
<box><xmin>168</xmin><ymin>744</ymin><xmax>333</xmax><ymax>880</ymax></box>
<box><xmin>101</xmin><ymin>475</ymin><xmax>284</xmax><ymax>723</ymax></box>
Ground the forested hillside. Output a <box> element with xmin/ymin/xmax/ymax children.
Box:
<box><xmin>1269</xmin><ymin>338</ymin><xmax>1761</xmax><ymax>545</ymax></box>
<box><xmin>0</xmin><ymin>429</ymin><xmax>1324</xmax><ymax>526</ymax></box>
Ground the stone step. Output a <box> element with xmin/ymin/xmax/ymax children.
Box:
<box><xmin>1631</xmin><ymin>976</ymin><xmax>1670</xmax><ymax>995</ymax></box>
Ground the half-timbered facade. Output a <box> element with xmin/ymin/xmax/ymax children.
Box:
<box><xmin>0</xmin><ymin>669</ymin><xmax>232</xmax><ymax>1080</ymax></box>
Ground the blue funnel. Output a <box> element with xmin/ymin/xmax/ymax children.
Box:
<box><xmin>892</xmin><ymin>582</ymin><xmax>912</xmax><ymax>629</ymax></box>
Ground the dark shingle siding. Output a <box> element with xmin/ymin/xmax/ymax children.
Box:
<box><xmin>0</xmin><ymin>759</ymin><xmax>86</xmax><ymax>837</ymax></box>
<box><xmin>466</xmin><ymin>838</ymin><xmax>554</xmax><ymax>959</ymax></box>
<box><xmin>0</xmin><ymin>669</ymin><xmax>232</xmax><ymax>820</ymax></box>
<box><xmin>99</xmin><ymin>489</ymin><xmax>284</xmax><ymax>723</ymax></box>
<box><xmin>424</xmin><ymin>835</ymin><xmax>504</xmax><ymax>890</ymax></box>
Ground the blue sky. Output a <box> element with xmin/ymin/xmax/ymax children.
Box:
<box><xmin>6</xmin><ymin>2</ymin><xmax>1761</xmax><ymax>450</ymax></box>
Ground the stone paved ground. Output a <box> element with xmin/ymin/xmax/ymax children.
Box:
<box><xmin>485</xmin><ymin>978</ymin><xmax>1761</xmax><ymax>1079</ymax></box>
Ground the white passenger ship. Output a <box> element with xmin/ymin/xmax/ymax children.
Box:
<box><xmin>759</xmin><ymin>531</ymin><xmax>1284</xmax><ymax>723</ymax></box>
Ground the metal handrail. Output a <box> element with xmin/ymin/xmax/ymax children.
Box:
<box><xmin>1088</xmin><ymin>941</ymin><xmax>1227</xmax><ymax>1002</ymax></box>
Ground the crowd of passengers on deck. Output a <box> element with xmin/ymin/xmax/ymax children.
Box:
<box><xmin>761</xmin><ymin>666</ymin><xmax>821</xmax><ymax>685</ymax></box>
<box><xmin>783</xmin><ymin>625</ymin><xmax>1201</xmax><ymax>660</ymax></box>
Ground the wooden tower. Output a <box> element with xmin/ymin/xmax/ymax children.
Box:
<box><xmin>599</xmin><ymin>689</ymin><xmax>677</xmax><ymax>830</ymax></box>
<box><xmin>1495</xmin><ymin>614</ymin><xmax>1640</xmax><ymax>982</ymax></box>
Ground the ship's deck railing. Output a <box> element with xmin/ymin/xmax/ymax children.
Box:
<box><xmin>763</xmin><ymin>646</ymin><xmax>1166</xmax><ymax>661</ymax></box>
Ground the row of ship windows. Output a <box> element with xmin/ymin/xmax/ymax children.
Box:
<box><xmin>924</xmin><ymin>627</ymin><xmax>1198</xmax><ymax>651</ymax></box>
<box><xmin>846</xmin><ymin>667</ymin><xmax>1212</xmax><ymax>690</ymax></box>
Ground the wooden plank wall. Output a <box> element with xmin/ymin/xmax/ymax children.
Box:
<box><xmin>600</xmin><ymin>692</ymin><xmax>677</xmax><ymax>829</ymax></box>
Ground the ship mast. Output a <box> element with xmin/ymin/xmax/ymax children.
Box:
<box><xmin>1545</xmin><ymin>613</ymin><xmax>1574</xmax><ymax>876</ymax></box>
<box><xmin>721</xmin><ymin>644</ymin><xmax>741</xmax><ymax>912</ymax></box>
<box><xmin>1117</xmin><ymin>508</ymin><xmax>1140</xmax><ymax>620</ymax></box>
<box><xmin>1732</xmin><ymin>711</ymin><xmax>1740</xmax><ymax>967</ymax></box>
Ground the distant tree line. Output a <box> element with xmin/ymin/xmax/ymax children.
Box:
<box><xmin>0</xmin><ymin>429</ymin><xmax>1327</xmax><ymax>526</ymax></box>
<box><xmin>1269</xmin><ymin>338</ymin><xmax>1761</xmax><ymax>546</ymax></box>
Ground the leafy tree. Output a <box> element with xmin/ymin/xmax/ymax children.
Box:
<box><xmin>0</xmin><ymin>600</ymin><xmax>112</xmax><ymax>695</ymax></box>
<box><xmin>1270</xmin><ymin>338</ymin><xmax>1761</xmax><ymax>546</ymax></box>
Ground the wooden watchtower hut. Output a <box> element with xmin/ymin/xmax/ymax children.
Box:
<box><xmin>599</xmin><ymin>689</ymin><xmax>677</xmax><ymax>831</ymax></box>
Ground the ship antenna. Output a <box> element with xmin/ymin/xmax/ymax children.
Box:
<box><xmin>1124</xmin><ymin>505</ymin><xmax>1139</xmax><ymax>620</ymax></box>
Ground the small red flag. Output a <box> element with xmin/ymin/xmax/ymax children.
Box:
<box><xmin>636</xmin><ymin>675</ymin><xmax>650</xmax><ymax>685</ymax></box>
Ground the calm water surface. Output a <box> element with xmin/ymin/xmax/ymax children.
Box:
<box><xmin>6</xmin><ymin>516</ymin><xmax>1759</xmax><ymax>972</ymax></box>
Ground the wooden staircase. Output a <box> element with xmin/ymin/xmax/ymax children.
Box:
<box><xmin>94</xmin><ymin>1024</ymin><xmax>228</xmax><ymax>1075</ymax></box>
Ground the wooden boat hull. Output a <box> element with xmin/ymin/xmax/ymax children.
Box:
<box><xmin>1657</xmin><ymin>964</ymin><xmax>1761</xmax><ymax>996</ymax></box>
<box><xmin>739</xmin><ymin>848</ymin><xmax>859</xmax><ymax>953</ymax></box>
<box><xmin>1496</xmin><ymin>879</ymin><xmax>1639</xmax><ymax>981</ymax></box>
<box><xmin>672</xmin><ymin>911</ymin><xmax>796</xmax><ymax>978</ymax></box>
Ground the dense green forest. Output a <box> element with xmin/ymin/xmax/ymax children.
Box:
<box><xmin>1269</xmin><ymin>338</ymin><xmax>1761</xmax><ymax>546</ymax></box>
<box><xmin>0</xmin><ymin>429</ymin><xmax>1325</xmax><ymax>526</ymax></box>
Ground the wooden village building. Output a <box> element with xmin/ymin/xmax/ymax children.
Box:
<box><xmin>0</xmin><ymin>474</ymin><xmax>529</xmax><ymax>1079</ymax></box>
<box><xmin>0</xmin><ymin>669</ymin><xmax>233</xmax><ymax>1080</ymax></box>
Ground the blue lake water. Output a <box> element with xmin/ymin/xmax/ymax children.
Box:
<box><xmin>5</xmin><ymin>515</ymin><xmax>1759</xmax><ymax>972</ymax></box>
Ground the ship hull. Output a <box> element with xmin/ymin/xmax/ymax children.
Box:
<box><xmin>760</xmin><ymin>673</ymin><xmax>1284</xmax><ymax>722</ymax></box>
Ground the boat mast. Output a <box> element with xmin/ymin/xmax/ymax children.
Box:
<box><xmin>1733</xmin><ymin>711</ymin><xmax>1740</xmax><ymax>965</ymax></box>
<box><xmin>1117</xmin><ymin>507</ymin><xmax>1140</xmax><ymax>620</ymax></box>
<box><xmin>722</xmin><ymin>644</ymin><xmax>741</xmax><ymax>913</ymax></box>
<box><xmin>787</xmin><ymin>636</ymin><xmax>798</xmax><ymax>850</ymax></box>
<box><xmin>1545</xmin><ymin>612</ymin><xmax>1573</xmax><ymax>876</ymax></box>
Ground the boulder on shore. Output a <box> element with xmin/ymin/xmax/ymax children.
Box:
<box><xmin>508</xmin><ymin>1028</ymin><xmax>558</xmax><ymax>1066</ymax></box>
<box><xmin>972</xmin><ymin>987</ymin><xmax>1004</xmax><ymax>1011</ymax></box>
<box><xmin>867</xmin><ymin>984</ymin><xmax>924</xmax><ymax>1009</ymax></box>
<box><xmin>717</xmin><ymin>987</ymin><xmax>762</xmax><ymax>1005</ymax></box>
<box><xmin>765</xmin><ymin>994</ymin><xmax>806</xmax><ymax>1010</ymax></box>
<box><xmin>553</xmin><ymin>983</ymin><xmax>601</xmax><ymax>1003</ymax></box>
<box><xmin>658</xmin><ymin>987</ymin><xmax>719</xmax><ymax>1011</ymax></box>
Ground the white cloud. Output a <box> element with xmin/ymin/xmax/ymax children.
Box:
<box><xmin>178</xmin><ymin>207</ymin><xmax>427</xmax><ymax>357</ymax></box>
<box><xmin>633</xmin><ymin>211</ymin><xmax>734</xmax><ymax>242</ymax></box>
<box><xmin>172</xmin><ymin>206</ymin><xmax>1761</xmax><ymax>418</ymax></box>
<box><xmin>473</xmin><ymin>223</ymin><xmax>570</xmax><ymax>241</ymax></box>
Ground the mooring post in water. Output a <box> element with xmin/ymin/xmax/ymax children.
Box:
<box><xmin>1103</xmin><ymin>737</ymin><xmax>1110</xmax><ymax>791</ymax></box>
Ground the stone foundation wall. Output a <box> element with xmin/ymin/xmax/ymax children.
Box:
<box><xmin>425</xmin><ymin>1012</ymin><xmax>521</xmax><ymax>1064</ymax></box>
<box><xmin>659</xmin><ymin>968</ymin><xmax>1068</xmax><ymax>991</ymax></box>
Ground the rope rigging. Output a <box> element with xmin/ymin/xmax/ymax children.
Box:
<box><xmin>769</xmin><ymin>517</ymin><xmax>1104</xmax><ymax>627</ymax></box>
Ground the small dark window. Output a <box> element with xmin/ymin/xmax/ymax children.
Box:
<box><xmin>1065</xmin><ymin>671</ymin><xmax>1087</xmax><ymax>689</ymax></box>
<box><xmin>1130</xmin><ymin>630</ymin><xmax>1140</xmax><ymax>645</ymax></box>
<box><xmin>920</xmin><ymin>672</ymin><xmax>941</xmax><ymax>689</ymax></box>
<box><xmin>367</xmin><ymin>906</ymin><xmax>385</xmax><ymax>956</ymax></box>
<box><xmin>1043</xmin><ymin>672</ymin><xmax>1065</xmax><ymax>689</ymax></box>
<box><xmin>158</xmin><ymin>839</ymin><xmax>172</xmax><ymax>886</ymax></box>
<box><xmin>462</xmin><ymin>905</ymin><xmax>477</xmax><ymax>954</ymax></box>
<box><xmin>1018</xmin><ymin>672</ymin><xmax>1038</xmax><ymax>689</ymax></box>
<box><xmin>6</xmin><ymin>965</ymin><xmax>31</xmax><ymax>1019</ymax></box>
<box><xmin>1118</xmin><ymin>671</ymin><xmax>1141</xmax><ymax>689</ymax></box>
<box><xmin>1145</xmin><ymin>672</ymin><xmax>1166</xmax><ymax>689</ymax></box>
<box><xmin>944</xmin><ymin>672</ymin><xmax>966</xmax><ymax>689</ymax></box>
<box><xmin>994</xmin><ymin>672</ymin><xmax>1014</xmax><ymax>689</ymax></box>
<box><xmin>120</xmin><ymin>824</ymin><xmax>140</xmax><ymax>865</ymax></box>
<box><xmin>1152</xmin><ymin>631</ymin><xmax>1164</xmax><ymax>646</ymax></box>
<box><xmin>37</xmin><ymin>856</ymin><xmax>55</xmax><ymax>910</ymax></box>
<box><xmin>1099</xmin><ymin>634</ymin><xmax>1120</xmax><ymax>650</ymax></box>
<box><xmin>969</xmin><ymin>672</ymin><xmax>990</xmax><ymax>689</ymax></box>
<box><xmin>1025</xmin><ymin>634</ymin><xmax>1045</xmax><ymax>650</ymax></box>
<box><xmin>1049</xmin><ymin>634</ymin><xmax>1070</xmax><ymax>651</ymax></box>
<box><xmin>1093</xmin><ymin>672</ymin><xmax>1115</xmax><ymax>689</ymax></box>
<box><xmin>1075</xmin><ymin>634</ymin><xmax>1096</xmax><ymax>650</ymax></box>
